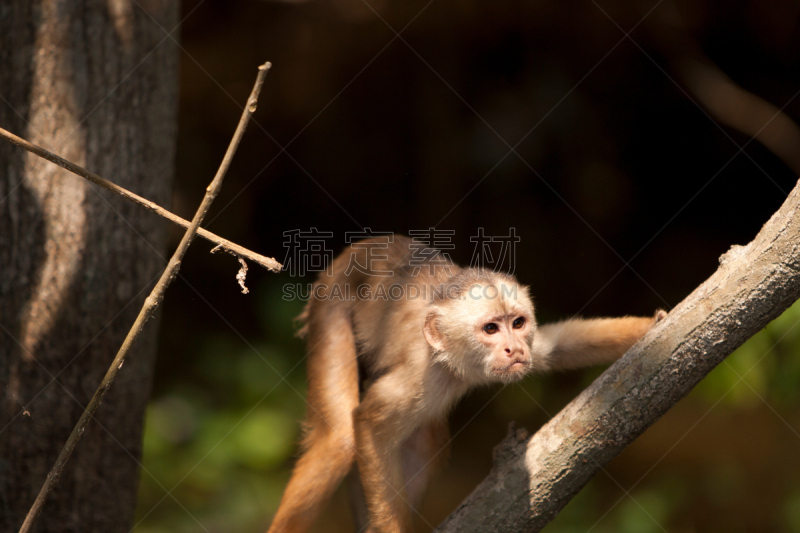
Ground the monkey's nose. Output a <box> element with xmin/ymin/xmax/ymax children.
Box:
<box><xmin>504</xmin><ymin>346</ymin><xmax>525</xmax><ymax>358</ymax></box>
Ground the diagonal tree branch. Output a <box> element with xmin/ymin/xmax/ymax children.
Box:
<box><xmin>0</xmin><ymin>126</ymin><xmax>282</xmax><ymax>272</ymax></box>
<box><xmin>437</xmin><ymin>177</ymin><xmax>800</xmax><ymax>532</ymax></box>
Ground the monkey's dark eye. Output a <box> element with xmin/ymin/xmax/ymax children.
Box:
<box><xmin>483</xmin><ymin>323</ymin><xmax>499</xmax><ymax>335</ymax></box>
<box><xmin>512</xmin><ymin>317</ymin><xmax>525</xmax><ymax>329</ymax></box>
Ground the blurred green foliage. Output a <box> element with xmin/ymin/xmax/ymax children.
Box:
<box><xmin>134</xmin><ymin>280</ymin><xmax>308</xmax><ymax>533</ymax></box>
<box><xmin>548</xmin><ymin>298</ymin><xmax>800</xmax><ymax>533</ymax></box>
<box><xmin>694</xmin><ymin>297</ymin><xmax>800</xmax><ymax>408</ymax></box>
<box><xmin>135</xmin><ymin>284</ymin><xmax>800</xmax><ymax>532</ymax></box>
<box><xmin>136</xmin><ymin>0</ymin><xmax>800</xmax><ymax>529</ymax></box>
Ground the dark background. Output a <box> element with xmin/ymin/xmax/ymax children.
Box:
<box><xmin>134</xmin><ymin>1</ymin><xmax>800</xmax><ymax>532</ymax></box>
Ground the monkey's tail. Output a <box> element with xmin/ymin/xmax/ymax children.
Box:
<box><xmin>295</xmin><ymin>302</ymin><xmax>310</xmax><ymax>339</ymax></box>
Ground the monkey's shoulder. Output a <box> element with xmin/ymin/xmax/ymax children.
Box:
<box><xmin>352</xmin><ymin>295</ymin><xmax>432</xmax><ymax>370</ymax></box>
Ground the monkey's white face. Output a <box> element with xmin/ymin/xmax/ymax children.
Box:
<box><xmin>475</xmin><ymin>306</ymin><xmax>533</xmax><ymax>382</ymax></box>
<box><xmin>424</xmin><ymin>281</ymin><xmax>535</xmax><ymax>385</ymax></box>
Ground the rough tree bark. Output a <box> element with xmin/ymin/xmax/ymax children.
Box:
<box><xmin>437</xmin><ymin>179</ymin><xmax>800</xmax><ymax>532</ymax></box>
<box><xmin>0</xmin><ymin>1</ymin><xmax>178</xmax><ymax>531</ymax></box>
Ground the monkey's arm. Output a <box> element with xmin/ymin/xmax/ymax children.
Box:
<box><xmin>535</xmin><ymin>311</ymin><xmax>665</xmax><ymax>371</ymax></box>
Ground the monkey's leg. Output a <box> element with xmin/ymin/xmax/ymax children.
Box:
<box><xmin>347</xmin><ymin>420</ymin><xmax>449</xmax><ymax>533</ymax></box>
<box><xmin>347</xmin><ymin>465</ymin><xmax>371</xmax><ymax>533</ymax></box>
<box><xmin>537</xmin><ymin>310</ymin><xmax>666</xmax><ymax>371</ymax></box>
<box><xmin>268</xmin><ymin>311</ymin><xmax>360</xmax><ymax>533</ymax></box>
<box><xmin>400</xmin><ymin>420</ymin><xmax>451</xmax><ymax>515</ymax></box>
<box><xmin>353</xmin><ymin>374</ymin><xmax>421</xmax><ymax>533</ymax></box>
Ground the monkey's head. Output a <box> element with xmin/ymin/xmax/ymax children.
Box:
<box><xmin>423</xmin><ymin>271</ymin><xmax>536</xmax><ymax>384</ymax></box>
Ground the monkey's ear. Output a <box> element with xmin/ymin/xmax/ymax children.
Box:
<box><xmin>423</xmin><ymin>310</ymin><xmax>446</xmax><ymax>352</ymax></box>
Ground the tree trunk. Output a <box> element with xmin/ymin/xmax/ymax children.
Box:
<box><xmin>0</xmin><ymin>1</ymin><xmax>178</xmax><ymax>531</ymax></box>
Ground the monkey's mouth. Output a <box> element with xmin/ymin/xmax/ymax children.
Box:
<box><xmin>494</xmin><ymin>359</ymin><xmax>530</xmax><ymax>376</ymax></box>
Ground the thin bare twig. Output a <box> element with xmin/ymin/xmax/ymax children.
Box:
<box><xmin>18</xmin><ymin>61</ymin><xmax>273</xmax><ymax>533</ymax></box>
<box><xmin>0</xmin><ymin>125</ymin><xmax>282</xmax><ymax>272</ymax></box>
<box><xmin>677</xmin><ymin>58</ymin><xmax>800</xmax><ymax>176</ymax></box>
<box><xmin>643</xmin><ymin>2</ymin><xmax>800</xmax><ymax>177</ymax></box>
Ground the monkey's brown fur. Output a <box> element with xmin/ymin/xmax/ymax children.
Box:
<box><xmin>268</xmin><ymin>236</ymin><xmax>663</xmax><ymax>533</ymax></box>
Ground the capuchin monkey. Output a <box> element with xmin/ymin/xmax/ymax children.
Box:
<box><xmin>268</xmin><ymin>235</ymin><xmax>664</xmax><ymax>533</ymax></box>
